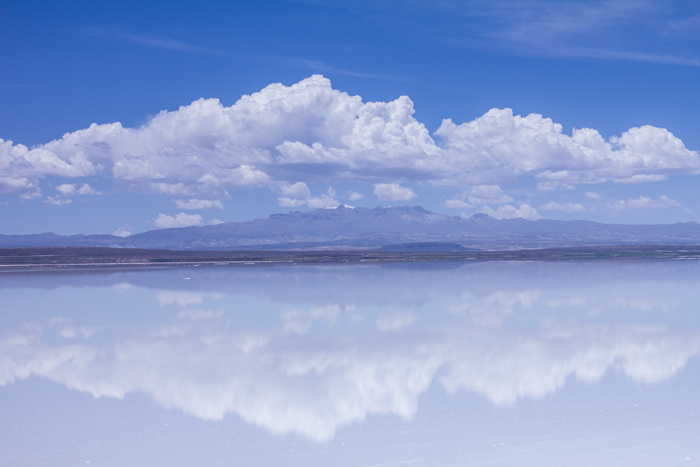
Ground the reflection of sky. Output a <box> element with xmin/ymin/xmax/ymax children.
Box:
<box><xmin>2</xmin><ymin>262</ymin><xmax>700</xmax><ymax>466</ymax></box>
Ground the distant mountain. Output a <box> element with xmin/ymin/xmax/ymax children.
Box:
<box><xmin>2</xmin><ymin>205</ymin><xmax>700</xmax><ymax>250</ymax></box>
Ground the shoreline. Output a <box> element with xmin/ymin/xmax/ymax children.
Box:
<box><xmin>1</xmin><ymin>245</ymin><xmax>699</xmax><ymax>271</ymax></box>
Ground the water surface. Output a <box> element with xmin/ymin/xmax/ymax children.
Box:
<box><xmin>1</xmin><ymin>261</ymin><xmax>699</xmax><ymax>466</ymax></box>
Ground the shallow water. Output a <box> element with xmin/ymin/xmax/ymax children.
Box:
<box><xmin>1</xmin><ymin>261</ymin><xmax>699</xmax><ymax>466</ymax></box>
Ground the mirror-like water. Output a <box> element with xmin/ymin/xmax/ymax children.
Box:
<box><xmin>1</xmin><ymin>261</ymin><xmax>699</xmax><ymax>466</ymax></box>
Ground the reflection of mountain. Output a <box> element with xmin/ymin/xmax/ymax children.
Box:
<box><xmin>2</xmin><ymin>263</ymin><xmax>700</xmax><ymax>442</ymax></box>
<box><xmin>2</xmin><ymin>205</ymin><xmax>700</xmax><ymax>249</ymax></box>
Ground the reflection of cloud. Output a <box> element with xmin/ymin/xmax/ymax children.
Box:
<box><xmin>2</xmin><ymin>263</ymin><xmax>700</xmax><ymax>443</ymax></box>
<box><xmin>484</xmin><ymin>290</ymin><xmax>540</xmax><ymax>307</ymax></box>
<box><xmin>544</xmin><ymin>297</ymin><xmax>586</xmax><ymax>308</ymax></box>
<box><xmin>376</xmin><ymin>312</ymin><xmax>416</xmax><ymax>332</ymax></box>
<box><xmin>613</xmin><ymin>297</ymin><xmax>654</xmax><ymax>311</ymax></box>
<box><xmin>58</xmin><ymin>326</ymin><xmax>99</xmax><ymax>338</ymax></box>
<box><xmin>156</xmin><ymin>291</ymin><xmax>203</xmax><ymax>307</ymax></box>
<box><xmin>114</xmin><ymin>282</ymin><xmax>133</xmax><ymax>292</ymax></box>
<box><xmin>2</xmin><ymin>314</ymin><xmax>699</xmax><ymax>442</ymax></box>
<box><xmin>440</xmin><ymin>327</ymin><xmax>699</xmax><ymax>405</ymax></box>
<box><xmin>450</xmin><ymin>290</ymin><xmax>541</xmax><ymax>326</ymax></box>
<box><xmin>177</xmin><ymin>309</ymin><xmax>224</xmax><ymax>320</ymax></box>
<box><xmin>281</xmin><ymin>305</ymin><xmax>341</xmax><ymax>335</ymax></box>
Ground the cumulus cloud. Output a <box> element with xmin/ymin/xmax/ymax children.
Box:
<box><xmin>175</xmin><ymin>199</ymin><xmax>225</xmax><ymax>210</ymax></box>
<box><xmin>153</xmin><ymin>212</ymin><xmax>204</xmax><ymax>228</ymax></box>
<box><xmin>1</xmin><ymin>75</ymin><xmax>698</xmax><ymax>202</ymax></box>
<box><xmin>43</xmin><ymin>196</ymin><xmax>72</xmax><ymax>205</ymax></box>
<box><xmin>481</xmin><ymin>203</ymin><xmax>542</xmax><ymax>220</ymax></box>
<box><xmin>607</xmin><ymin>195</ymin><xmax>686</xmax><ymax>212</ymax></box>
<box><xmin>585</xmin><ymin>191</ymin><xmax>601</xmax><ymax>200</ymax></box>
<box><xmin>56</xmin><ymin>184</ymin><xmax>77</xmax><ymax>196</ymax></box>
<box><xmin>373</xmin><ymin>183</ymin><xmax>417</xmax><ymax>202</ymax></box>
<box><xmin>539</xmin><ymin>202</ymin><xmax>587</xmax><ymax>213</ymax></box>
<box><xmin>468</xmin><ymin>185</ymin><xmax>513</xmax><ymax>204</ymax></box>
<box><xmin>76</xmin><ymin>183</ymin><xmax>100</xmax><ymax>195</ymax></box>
<box><xmin>346</xmin><ymin>191</ymin><xmax>364</xmax><ymax>201</ymax></box>
<box><xmin>445</xmin><ymin>199</ymin><xmax>472</xmax><ymax>209</ymax></box>
<box><xmin>446</xmin><ymin>185</ymin><xmax>513</xmax><ymax>208</ymax></box>
<box><xmin>45</xmin><ymin>182</ymin><xmax>101</xmax><ymax>205</ymax></box>
<box><xmin>55</xmin><ymin>182</ymin><xmax>100</xmax><ymax>196</ymax></box>
<box><xmin>277</xmin><ymin>182</ymin><xmax>339</xmax><ymax>208</ymax></box>
<box><xmin>113</xmin><ymin>225</ymin><xmax>133</xmax><ymax>237</ymax></box>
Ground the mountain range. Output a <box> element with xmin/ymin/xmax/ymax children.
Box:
<box><xmin>2</xmin><ymin>205</ymin><xmax>700</xmax><ymax>250</ymax></box>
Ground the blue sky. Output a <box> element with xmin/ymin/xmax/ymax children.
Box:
<box><xmin>1</xmin><ymin>0</ymin><xmax>699</xmax><ymax>235</ymax></box>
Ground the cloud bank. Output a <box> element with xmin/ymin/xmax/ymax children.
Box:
<box><xmin>2</xmin><ymin>75</ymin><xmax>698</xmax><ymax>204</ymax></box>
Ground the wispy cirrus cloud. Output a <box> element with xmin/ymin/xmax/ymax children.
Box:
<box><xmin>299</xmin><ymin>59</ymin><xmax>411</xmax><ymax>81</ymax></box>
<box><xmin>117</xmin><ymin>32</ymin><xmax>219</xmax><ymax>55</ymax></box>
<box><xmin>410</xmin><ymin>0</ymin><xmax>700</xmax><ymax>66</ymax></box>
<box><xmin>73</xmin><ymin>27</ymin><xmax>220</xmax><ymax>55</ymax></box>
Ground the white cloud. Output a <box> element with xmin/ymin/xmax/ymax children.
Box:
<box><xmin>208</xmin><ymin>218</ymin><xmax>225</xmax><ymax>225</ymax></box>
<box><xmin>445</xmin><ymin>199</ymin><xmax>473</xmax><ymax>209</ymax></box>
<box><xmin>467</xmin><ymin>185</ymin><xmax>513</xmax><ymax>205</ymax></box>
<box><xmin>435</xmin><ymin>110</ymin><xmax>700</xmax><ymax>187</ymax></box>
<box><xmin>607</xmin><ymin>195</ymin><xmax>685</xmax><ymax>212</ymax></box>
<box><xmin>447</xmin><ymin>185</ymin><xmax>512</xmax><ymax>208</ymax></box>
<box><xmin>278</xmin><ymin>183</ymin><xmax>339</xmax><ymax>208</ymax></box>
<box><xmin>43</xmin><ymin>196</ymin><xmax>72</xmax><ymax>206</ymax></box>
<box><xmin>56</xmin><ymin>184</ymin><xmax>76</xmax><ymax>195</ymax></box>
<box><xmin>175</xmin><ymin>199</ymin><xmax>224</xmax><ymax>210</ymax></box>
<box><xmin>153</xmin><ymin>212</ymin><xmax>204</xmax><ymax>229</ymax></box>
<box><xmin>481</xmin><ymin>203</ymin><xmax>542</xmax><ymax>220</ymax></box>
<box><xmin>113</xmin><ymin>225</ymin><xmax>133</xmax><ymax>237</ymax></box>
<box><xmin>307</xmin><ymin>188</ymin><xmax>340</xmax><ymax>208</ymax></box>
<box><xmin>1</xmin><ymin>76</ymin><xmax>698</xmax><ymax>202</ymax></box>
<box><xmin>539</xmin><ymin>202</ymin><xmax>587</xmax><ymax>213</ymax></box>
<box><xmin>373</xmin><ymin>183</ymin><xmax>417</xmax><ymax>202</ymax></box>
<box><xmin>585</xmin><ymin>191</ymin><xmax>600</xmax><ymax>200</ymax></box>
<box><xmin>277</xmin><ymin>182</ymin><xmax>312</xmax><ymax>207</ymax></box>
<box><xmin>76</xmin><ymin>183</ymin><xmax>100</xmax><ymax>195</ymax></box>
<box><xmin>537</xmin><ymin>181</ymin><xmax>575</xmax><ymax>191</ymax></box>
<box><xmin>49</xmin><ymin>182</ymin><xmax>100</xmax><ymax>203</ymax></box>
<box><xmin>346</xmin><ymin>191</ymin><xmax>364</xmax><ymax>201</ymax></box>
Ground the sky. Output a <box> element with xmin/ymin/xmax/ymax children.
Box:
<box><xmin>1</xmin><ymin>0</ymin><xmax>699</xmax><ymax>235</ymax></box>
